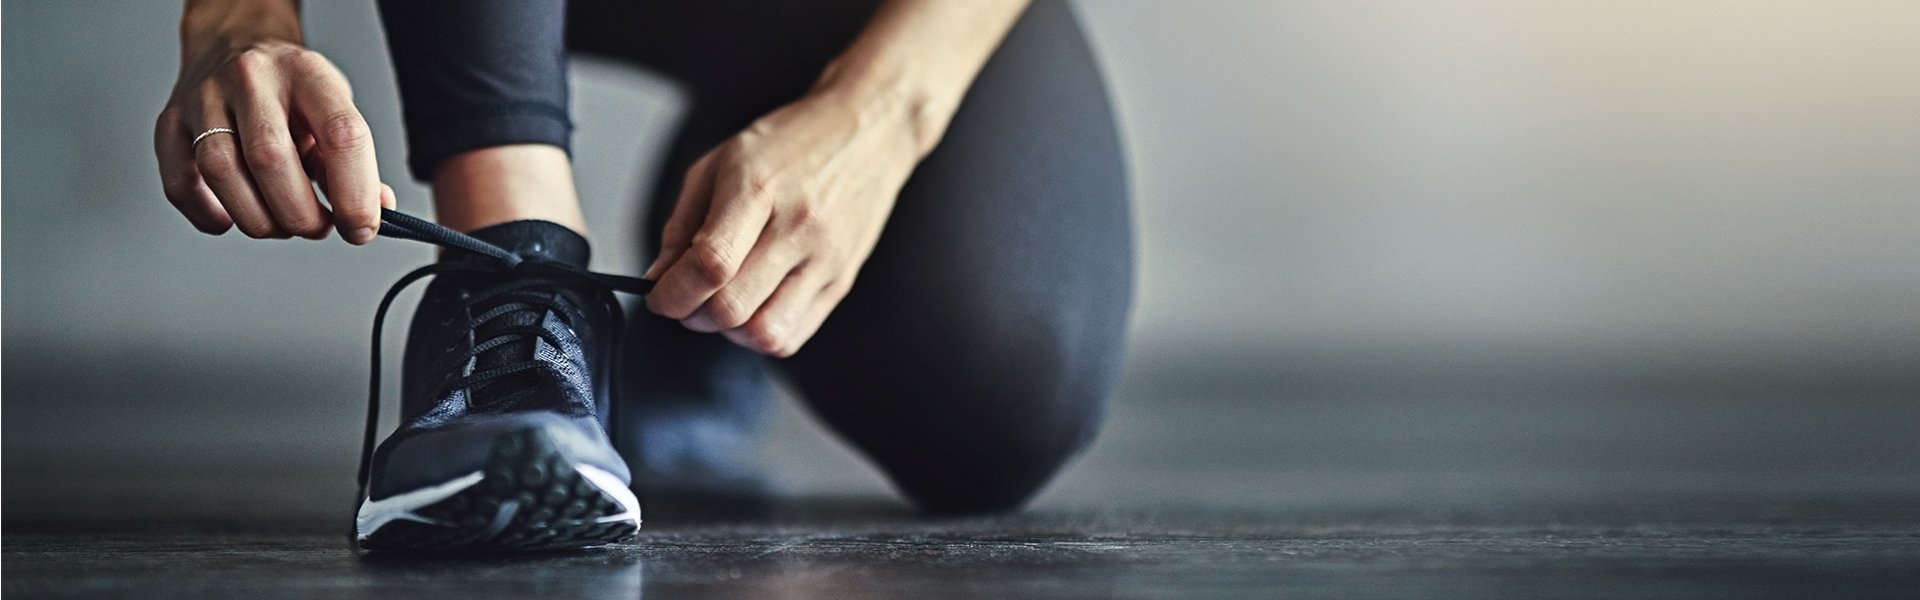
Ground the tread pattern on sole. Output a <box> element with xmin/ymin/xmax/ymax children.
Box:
<box><xmin>358</xmin><ymin>429</ymin><xmax>640</xmax><ymax>552</ymax></box>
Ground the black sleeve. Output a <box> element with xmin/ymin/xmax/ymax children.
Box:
<box><xmin>377</xmin><ymin>0</ymin><xmax>571</xmax><ymax>181</ymax></box>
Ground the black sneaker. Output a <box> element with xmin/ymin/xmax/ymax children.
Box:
<box><xmin>352</xmin><ymin>214</ymin><xmax>652</xmax><ymax>552</ymax></box>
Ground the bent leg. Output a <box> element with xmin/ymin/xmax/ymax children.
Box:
<box><xmin>569</xmin><ymin>0</ymin><xmax>1132</xmax><ymax>512</ymax></box>
<box><xmin>778</xmin><ymin>1</ymin><xmax>1134</xmax><ymax>514</ymax></box>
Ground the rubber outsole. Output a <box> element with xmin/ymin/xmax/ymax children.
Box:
<box><xmin>356</xmin><ymin>428</ymin><xmax>641</xmax><ymax>552</ymax></box>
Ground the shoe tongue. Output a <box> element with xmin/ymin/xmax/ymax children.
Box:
<box><xmin>446</xmin><ymin>220</ymin><xmax>591</xmax><ymax>269</ymax></box>
<box><xmin>450</xmin><ymin>220</ymin><xmax>592</xmax><ymax>410</ymax></box>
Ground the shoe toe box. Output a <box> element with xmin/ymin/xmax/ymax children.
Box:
<box><xmin>367</xmin><ymin>411</ymin><xmax>629</xmax><ymax>501</ymax></box>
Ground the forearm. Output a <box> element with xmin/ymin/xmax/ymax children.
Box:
<box><xmin>813</xmin><ymin>0</ymin><xmax>1031</xmax><ymax>158</ymax></box>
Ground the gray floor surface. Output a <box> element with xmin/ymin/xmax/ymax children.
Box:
<box><xmin>5</xmin><ymin>349</ymin><xmax>1920</xmax><ymax>598</ymax></box>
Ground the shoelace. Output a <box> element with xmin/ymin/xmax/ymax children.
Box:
<box><xmin>353</xmin><ymin>208</ymin><xmax>652</xmax><ymax>540</ymax></box>
<box><xmin>430</xmin><ymin>266</ymin><xmax>590</xmax><ymax>413</ymax></box>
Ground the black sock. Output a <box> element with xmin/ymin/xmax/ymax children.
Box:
<box><xmin>449</xmin><ymin>220</ymin><xmax>590</xmax><ymax>268</ymax></box>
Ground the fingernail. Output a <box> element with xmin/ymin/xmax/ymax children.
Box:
<box><xmin>350</xmin><ymin>227</ymin><xmax>375</xmax><ymax>244</ymax></box>
<box><xmin>642</xmin><ymin>256</ymin><xmax>665</xmax><ymax>280</ymax></box>
<box><xmin>682</xmin><ymin>311</ymin><xmax>720</xmax><ymax>332</ymax></box>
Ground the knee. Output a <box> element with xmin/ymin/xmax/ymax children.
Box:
<box><xmin>810</xmin><ymin>284</ymin><xmax>1129</xmax><ymax>514</ymax></box>
<box><xmin>876</xmin><ymin>384</ymin><xmax>1109</xmax><ymax>515</ymax></box>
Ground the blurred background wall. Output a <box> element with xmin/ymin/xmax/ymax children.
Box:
<box><xmin>5</xmin><ymin>1</ymin><xmax>1918</xmax><ymax>500</ymax></box>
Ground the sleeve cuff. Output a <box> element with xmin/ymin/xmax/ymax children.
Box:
<box><xmin>403</xmin><ymin>106</ymin><xmax>572</xmax><ymax>181</ymax></box>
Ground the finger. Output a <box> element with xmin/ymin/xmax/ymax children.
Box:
<box><xmin>644</xmin><ymin>154</ymin><xmax>716</xmax><ymax>280</ymax></box>
<box><xmin>647</xmin><ymin>168</ymin><xmax>775</xmax><ymax>319</ymax></box>
<box><xmin>682</xmin><ymin>232</ymin><xmax>805</xmax><ymax>333</ymax></box>
<box><xmin>298</xmin><ymin>135</ymin><xmax>394</xmax><ymax>212</ymax></box>
<box><xmin>287</xmin><ymin>58</ymin><xmax>381</xmax><ymax>244</ymax></box>
<box><xmin>191</xmin><ymin>101</ymin><xmax>284</xmax><ymax>239</ymax></box>
<box><xmin>233</xmin><ymin>80</ymin><xmax>331</xmax><ymax>239</ymax></box>
<box><xmin>725</xmin><ymin>267</ymin><xmax>846</xmax><ymax>357</ymax></box>
<box><xmin>154</xmin><ymin>109</ymin><xmax>233</xmax><ymax>235</ymax></box>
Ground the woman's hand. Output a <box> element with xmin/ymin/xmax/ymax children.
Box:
<box><xmin>642</xmin><ymin>89</ymin><xmax>923</xmax><ymax>357</ymax></box>
<box><xmin>643</xmin><ymin>0</ymin><xmax>1030</xmax><ymax>357</ymax></box>
<box><xmin>155</xmin><ymin>0</ymin><xmax>393</xmax><ymax>243</ymax></box>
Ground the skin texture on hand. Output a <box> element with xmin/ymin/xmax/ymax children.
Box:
<box><xmin>155</xmin><ymin>0</ymin><xmax>395</xmax><ymax>244</ymax></box>
<box><xmin>643</xmin><ymin>0</ymin><xmax>1032</xmax><ymax>357</ymax></box>
<box><xmin>643</xmin><ymin>91</ymin><xmax>921</xmax><ymax>357</ymax></box>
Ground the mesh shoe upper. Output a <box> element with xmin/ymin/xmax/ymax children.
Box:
<box><xmin>365</xmin><ymin>221</ymin><xmax>632</xmax><ymax>499</ymax></box>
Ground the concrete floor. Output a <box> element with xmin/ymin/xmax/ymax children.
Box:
<box><xmin>6</xmin><ymin>348</ymin><xmax>1920</xmax><ymax>598</ymax></box>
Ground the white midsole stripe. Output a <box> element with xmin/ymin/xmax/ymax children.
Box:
<box><xmin>355</xmin><ymin>465</ymin><xmax>643</xmax><ymax>540</ymax></box>
<box><xmin>576</xmin><ymin>464</ymin><xmax>643</xmax><ymax>526</ymax></box>
<box><xmin>355</xmin><ymin>471</ymin><xmax>486</xmax><ymax>539</ymax></box>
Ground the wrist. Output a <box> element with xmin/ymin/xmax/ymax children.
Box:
<box><xmin>806</xmin><ymin>0</ymin><xmax>1029</xmax><ymax>160</ymax></box>
<box><xmin>180</xmin><ymin>0</ymin><xmax>302</xmax><ymax>57</ymax></box>
<box><xmin>811</xmin><ymin>54</ymin><xmax>953</xmax><ymax>160</ymax></box>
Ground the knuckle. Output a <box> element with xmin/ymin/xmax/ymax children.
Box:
<box><xmin>286</xmin><ymin>48</ymin><xmax>334</xmax><ymax>75</ymax></box>
<box><xmin>234</xmin><ymin>219</ymin><xmax>278</xmax><ymax>239</ymax></box>
<box><xmin>713</xmin><ymin>141</ymin><xmax>742</xmax><ymax>163</ymax></box>
<box><xmin>317</xmin><ymin>111</ymin><xmax>371</xmax><ymax>152</ymax></box>
<box><xmin>744</xmin><ymin>174</ymin><xmax>777</xmax><ymax>202</ymax></box>
<box><xmin>822</xmin><ymin>279</ymin><xmax>854</xmax><ymax>303</ymax></box>
<box><xmin>789</xmin><ymin>202</ymin><xmax>825</xmax><ymax>231</ymax></box>
<box><xmin>241</xmin><ymin>138</ymin><xmax>294</xmax><ymax>167</ymax></box>
<box><xmin>685</xmin><ymin>241</ymin><xmax>738</xmax><ymax>285</ymax></box>
<box><xmin>227</xmin><ymin>52</ymin><xmax>282</xmax><ymax>92</ymax></box>
<box><xmin>160</xmin><ymin>177</ymin><xmax>196</xmax><ymax>201</ymax></box>
<box><xmin>195</xmin><ymin>149</ymin><xmax>243</xmax><ymax>179</ymax></box>
<box><xmin>278</xmin><ymin>212</ymin><xmax>328</xmax><ymax>236</ymax></box>
<box><xmin>681</xmin><ymin>157</ymin><xmax>711</xmax><ymax>186</ymax></box>
<box><xmin>817</xmin><ymin>238</ymin><xmax>847</xmax><ymax>261</ymax></box>
<box><xmin>155</xmin><ymin>113</ymin><xmax>182</xmax><ymax>144</ymax></box>
<box><xmin>707</xmin><ymin>294</ymin><xmax>751</xmax><ymax>329</ymax></box>
<box><xmin>335</xmin><ymin>203</ymin><xmax>374</xmax><ymax>224</ymax></box>
<box><xmin>231</xmin><ymin>48</ymin><xmax>274</xmax><ymax>75</ymax></box>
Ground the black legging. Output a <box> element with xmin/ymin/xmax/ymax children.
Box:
<box><xmin>379</xmin><ymin>0</ymin><xmax>1132</xmax><ymax>513</ymax></box>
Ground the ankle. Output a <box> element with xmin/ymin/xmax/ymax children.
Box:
<box><xmin>430</xmin><ymin>145</ymin><xmax>589</xmax><ymax>236</ymax></box>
